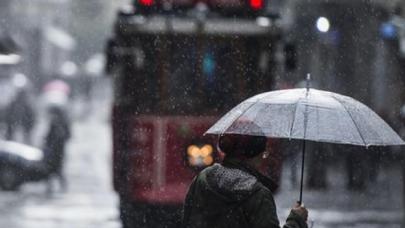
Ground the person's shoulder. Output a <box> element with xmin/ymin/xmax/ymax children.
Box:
<box><xmin>249</xmin><ymin>181</ymin><xmax>275</xmax><ymax>202</ymax></box>
<box><xmin>196</xmin><ymin>163</ymin><xmax>220</xmax><ymax>177</ymax></box>
<box><xmin>242</xmin><ymin>181</ymin><xmax>278</xmax><ymax>220</ymax></box>
<box><xmin>193</xmin><ymin>163</ymin><xmax>220</xmax><ymax>184</ymax></box>
<box><xmin>197</xmin><ymin>163</ymin><xmax>260</xmax><ymax>197</ymax></box>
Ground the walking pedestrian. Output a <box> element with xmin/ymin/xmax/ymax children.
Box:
<box><xmin>5</xmin><ymin>86</ymin><xmax>36</xmax><ymax>144</ymax></box>
<box><xmin>345</xmin><ymin>146</ymin><xmax>367</xmax><ymax>191</ymax></box>
<box><xmin>399</xmin><ymin>105</ymin><xmax>405</xmax><ymax>227</ymax></box>
<box><xmin>43</xmin><ymin>106</ymin><xmax>71</xmax><ymax>192</ymax></box>
<box><xmin>182</xmin><ymin>133</ymin><xmax>308</xmax><ymax>228</ymax></box>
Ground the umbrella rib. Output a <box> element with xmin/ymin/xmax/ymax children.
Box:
<box><xmin>289</xmin><ymin>97</ymin><xmax>302</xmax><ymax>139</ymax></box>
<box><xmin>220</xmin><ymin>101</ymin><xmax>258</xmax><ymax>135</ymax></box>
<box><xmin>331</xmin><ymin>95</ymin><xmax>367</xmax><ymax>146</ymax></box>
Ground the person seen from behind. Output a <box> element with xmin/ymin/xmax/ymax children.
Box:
<box><xmin>182</xmin><ymin>121</ymin><xmax>308</xmax><ymax>228</ymax></box>
<box><xmin>43</xmin><ymin>105</ymin><xmax>71</xmax><ymax>192</ymax></box>
<box><xmin>5</xmin><ymin>89</ymin><xmax>36</xmax><ymax>144</ymax></box>
<box><xmin>5</xmin><ymin>74</ymin><xmax>36</xmax><ymax>144</ymax></box>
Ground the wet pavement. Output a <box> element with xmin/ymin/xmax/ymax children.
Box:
<box><xmin>0</xmin><ymin>78</ymin><xmax>120</xmax><ymax>228</ymax></box>
<box><xmin>0</xmin><ymin>78</ymin><xmax>403</xmax><ymax>227</ymax></box>
<box><xmin>276</xmin><ymin>159</ymin><xmax>404</xmax><ymax>228</ymax></box>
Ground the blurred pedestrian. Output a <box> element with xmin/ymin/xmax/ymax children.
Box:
<box><xmin>5</xmin><ymin>74</ymin><xmax>36</xmax><ymax>144</ymax></box>
<box><xmin>366</xmin><ymin>111</ymin><xmax>393</xmax><ymax>183</ymax></box>
<box><xmin>182</xmin><ymin>133</ymin><xmax>308</xmax><ymax>228</ymax></box>
<box><xmin>279</xmin><ymin>140</ymin><xmax>300</xmax><ymax>188</ymax></box>
<box><xmin>43</xmin><ymin>105</ymin><xmax>71</xmax><ymax>192</ymax></box>
<box><xmin>345</xmin><ymin>145</ymin><xmax>368</xmax><ymax>191</ymax></box>
<box><xmin>306</xmin><ymin>142</ymin><xmax>328</xmax><ymax>190</ymax></box>
<box><xmin>42</xmin><ymin>79</ymin><xmax>71</xmax><ymax>108</ymax></box>
<box><xmin>399</xmin><ymin>105</ymin><xmax>405</xmax><ymax>227</ymax></box>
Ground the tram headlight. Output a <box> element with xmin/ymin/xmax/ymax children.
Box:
<box><xmin>187</xmin><ymin>144</ymin><xmax>214</xmax><ymax>167</ymax></box>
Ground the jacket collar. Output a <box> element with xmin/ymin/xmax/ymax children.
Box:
<box><xmin>222</xmin><ymin>157</ymin><xmax>279</xmax><ymax>193</ymax></box>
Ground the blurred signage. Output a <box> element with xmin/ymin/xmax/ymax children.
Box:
<box><xmin>209</xmin><ymin>0</ymin><xmax>244</xmax><ymax>8</ymax></box>
<box><xmin>44</xmin><ymin>26</ymin><xmax>76</xmax><ymax>50</ymax></box>
<box><xmin>390</xmin><ymin>16</ymin><xmax>405</xmax><ymax>57</ymax></box>
<box><xmin>137</xmin><ymin>0</ymin><xmax>194</xmax><ymax>7</ymax></box>
<box><xmin>161</xmin><ymin>0</ymin><xmax>194</xmax><ymax>6</ymax></box>
<box><xmin>137</xmin><ymin>0</ymin><xmax>258</xmax><ymax>10</ymax></box>
<box><xmin>380</xmin><ymin>22</ymin><xmax>397</xmax><ymax>39</ymax></box>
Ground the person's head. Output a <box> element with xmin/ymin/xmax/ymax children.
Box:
<box><xmin>218</xmin><ymin>134</ymin><xmax>267</xmax><ymax>159</ymax></box>
<box><xmin>218</xmin><ymin>119</ymin><xmax>267</xmax><ymax>158</ymax></box>
<box><xmin>218</xmin><ymin>119</ymin><xmax>275</xmax><ymax>172</ymax></box>
<box><xmin>218</xmin><ymin>133</ymin><xmax>271</xmax><ymax>175</ymax></box>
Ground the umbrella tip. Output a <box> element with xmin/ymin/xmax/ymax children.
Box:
<box><xmin>306</xmin><ymin>73</ymin><xmax>311</xmax><ymax>93</ymax></box>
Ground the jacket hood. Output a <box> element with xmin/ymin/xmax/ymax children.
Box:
<box><xmin>201</xmin><ymin>163</ymin><xmax>259</xmax><ymax>202</ymax></box>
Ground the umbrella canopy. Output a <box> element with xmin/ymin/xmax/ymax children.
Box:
<box><xmin>206</xmin><ymin>87</ymin><xmax>404</xmax><ymax>204</ymax></box>
<box><xmin>206</xmin><ymin>88</ymin><xmax>405</xmax><ymax>147</ymax></box>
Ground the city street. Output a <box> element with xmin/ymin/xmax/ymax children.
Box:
<box><xmin>1</xmin><ymin>0</ymin><xmax>405</xmax><ymax>227</ymax></box>
<box><xmin>0</xmin><ymin>79</ymin><xmax>402</xmax><ymax>228</ymax></box>
<box><xmin>276</xmin><ymin>165</ymin><xmax>403</xmax><ymax>228</ymax></box>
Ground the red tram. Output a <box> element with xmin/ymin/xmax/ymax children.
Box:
<box><xmin>106</xmin><ymin>0</ymin><xmax>287</xmax><ymax>227</ymax></box>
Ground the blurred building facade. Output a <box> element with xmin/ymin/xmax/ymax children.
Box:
<box><xmin>284</xmin><ymin>0</ymin><xmax>405</xmax><ymax>122</ymax></box>
<box><xmin>0</xmin><ymin>0</ymin><xmax>76</xmax><ymax>89</ymax></box>
<box><xmin>278</xmin><ymin>5</ymin><xmax>405</xmax><ymax>228</ymax></box>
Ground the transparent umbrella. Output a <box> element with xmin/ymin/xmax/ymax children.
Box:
<box><xmin>205</xmin><ymin>78</ymin><xmax>405</xmax><ymax>204</ymax></box>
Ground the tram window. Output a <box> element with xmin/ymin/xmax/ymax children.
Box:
<box><xmin>164</xmin><ymin>37</ymin><xmax>265</xmax><ymax>115</ymax></box>
<box><xmin>202</xmin><ymin>44</ymin><xmax>237</xmax><ymax>112</ymax></box>
<box><xmin>202</xmin><ymin>38</ymin><xmax>265</xmax><ymax>112</ymax></box>
<box><xmin>166</xmin><ymin>39</ymin><xmax>198</xmax><ymax>114</ymax></box>
<box><xmin>116</xmin><ymin>38</ymin><xmax>159</xmax><ymax>113</ymax></box>
<box><xmin>119</xmin><ymin>36</ymin><xmax>269</xmax><ymax>115</ymax></box>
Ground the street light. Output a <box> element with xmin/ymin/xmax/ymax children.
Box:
<box><xmin>60</xmin><ymin>61</ymin><xmax>78</xmax><ymax>77</ymax></box>
<box><xmin>316</xmin><ymin>17</ymin><xmax>330</xmax><ymax>33</ymax></box>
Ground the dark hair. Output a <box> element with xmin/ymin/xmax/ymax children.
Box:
<box><xmin>218</xmin><ymin>134</ymin><xmax>267</xmax><ymax>158</ymax></box>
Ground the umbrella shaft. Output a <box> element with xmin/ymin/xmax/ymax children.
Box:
<box><xmin>299</xmin><ymin>140</ymin><xmax>306</xmax><ymax>205</ymax></box>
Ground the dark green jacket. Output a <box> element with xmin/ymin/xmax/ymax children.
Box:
<box><xmin>182</xmin><ymin>158</ymin><xmax>307</xmax><ymax>228</ymax></box>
